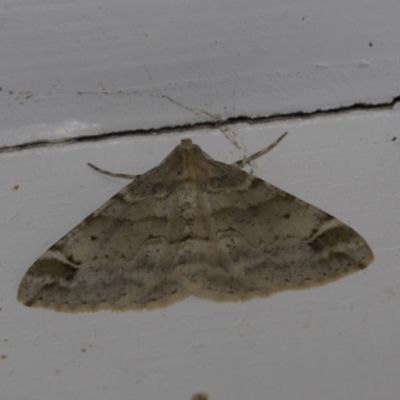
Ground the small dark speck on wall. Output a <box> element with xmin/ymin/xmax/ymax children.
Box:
<box><xmin>191</xmin><ymin>392</ymin><xmax>209</xmax><ymax>400</ymax></box>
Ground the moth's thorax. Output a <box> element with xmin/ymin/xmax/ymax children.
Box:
<box><xmin>175</xmin><ymin>187</ymin><xmax>211</xmax><ymax>241</ymax></box>
<box><xmin>162</xmin><ymin>142</ymin><xmax>214</xmax><ymax>183</ymax></box>
<box><xmin>176</xmin><ymin>183</ymin><xmax>199</xmax><ymax>219</ymax></box>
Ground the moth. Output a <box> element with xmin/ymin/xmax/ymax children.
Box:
<box><xmin>17</xmin><ymin>134</ymin><xmax>374</xmax><ymax>311</ymax></box>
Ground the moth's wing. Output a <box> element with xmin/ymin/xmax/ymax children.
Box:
<box><xmin>178</xmin><ymin>175</ymin><xmax>374</xmax><ymax>301</ymax></box>
<box><xmin>17</xmin><ymin>175</ymin><xmax>188</xmax><ymax>311</ymax></box>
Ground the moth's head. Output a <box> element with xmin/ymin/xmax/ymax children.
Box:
<box><xmin>164</xmin><ymin>138</ymin><xmax>205</xmax><ymax>158</ymax></box>
<box><xmin>176</xmin><ymin>138</ymin><xmax>212</xmax><ymax>162</ymax></box>
<box><xmin>156</xmin><ymin>138</ymin><xmax>214</xmax><ymax>180</ymax></box>
<box><xmin>179</xmin><ymin>138</ymin><xmax>199</xmax><ymax>150</ymax></box>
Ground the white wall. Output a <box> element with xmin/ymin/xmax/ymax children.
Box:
<box><xmin>1</xmin><ymin>1</ymin><xmax>400</xmax><ymax>399</ymax></box>
<box><xmin>1</xmin><ymin>0</ymin><xmax>400</xmax><ymax>143</ymax></box>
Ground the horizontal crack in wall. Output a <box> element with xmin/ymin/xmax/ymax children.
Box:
<box><xmin>1</xmin><ymin>97</ymin><xmax>399</xmax><ymax>154</ymax></box>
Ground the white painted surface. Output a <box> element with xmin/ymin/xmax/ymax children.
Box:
<box><xmin>1</xmin><ymin>110</ymin><xmax>400</xmax><ymax>400</ymax></box>
<box><xmin>1</xmin><ymin>0</ymin><xmax>400</xmax><ymax>398</ymax></box>
<box><xmin>1</xmin><ymin>0</ymin><xmax>400</xmax><ymax>144</ymax></box>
